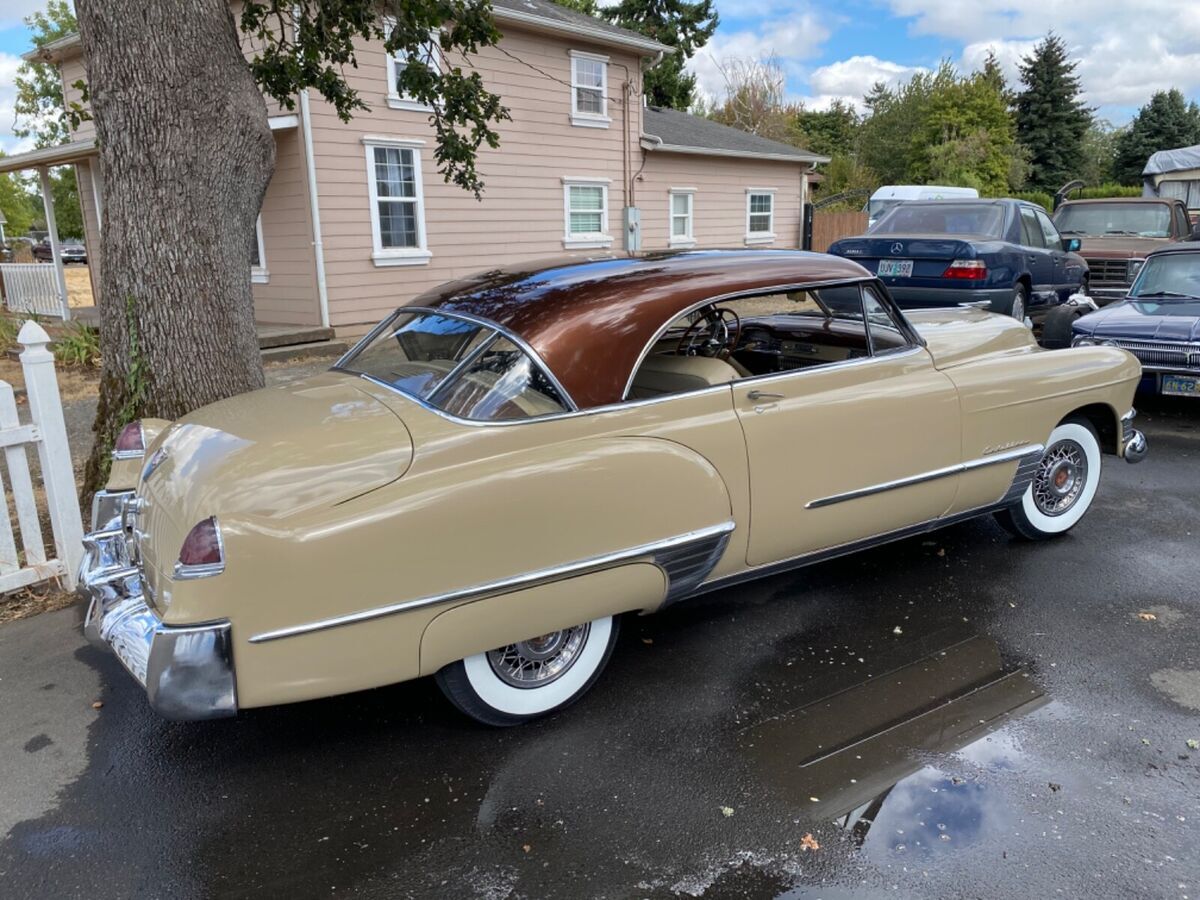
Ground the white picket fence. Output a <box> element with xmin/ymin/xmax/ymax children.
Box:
<box><xmin>0</xmin><ymin>321</ymin><xmax>83</xmax><ymax>592</ymax></box>
<box><xmin>0</xmin><ymin>263</ymin><xmax>68</xmax><ymax>318</ymax></box>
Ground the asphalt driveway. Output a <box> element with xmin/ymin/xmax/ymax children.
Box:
<box><xmin>2</xmin><ymin>396</ymin><xmax>1198</xmax><ymax>899</ymax></box>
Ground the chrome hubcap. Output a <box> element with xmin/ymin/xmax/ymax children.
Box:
<box><xmin>1032</xmin><ymin>439</ymin><xmax>1087</xmax><ymax>516</ymax></box>
<box><xmin>487</xmin><ymin>623</ymin><xmax>590</xmax><ymax>688</ymax></box>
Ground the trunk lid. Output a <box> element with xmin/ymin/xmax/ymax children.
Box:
<box><xmin>832</xmin><ymin>235</ymin><xmax>986</xmax><ymax>280</ymax></box>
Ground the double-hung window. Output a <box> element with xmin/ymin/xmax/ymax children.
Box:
<box><xmin>562</xmin><ymin>177</ymin><xmax>612</xmax><ymax>249</ymax></box>
<box><xmin>364</xmin><ymin>138</ymin><xmax>431</xmax><ymax>266</ymax></box>
<box><xmin>385</xmin><ymin>22</ymin><xmax>440</xmax><ymax>112</ymax></box>
<box><xmin>569</xmin><ymin>51</ymin><xmax>609</xmax><ymax>128</ymax></box>
<box><xmin>669</xmin><ymin>189</ymin><xmax>695</xmax><ymax>248</ymax></box>
<box><xmin>250</xmin><ymin>214</ymin><xmax>268</xmax><ymax>283</ymax></box>
<box><xmin>746</xmin><ymin>189</ymin><xmax>775</xmax><ymax>244</ymax></box>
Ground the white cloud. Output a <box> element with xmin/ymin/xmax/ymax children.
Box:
<box><xmin>883</xmin><ymin>0</ymin><xmax>1200</xmax><ymax>118</ymax></box>
<box><xmin>804</xmin><ymin>55</ymin><xmax>928</xmax><ymax>110</ymax></box>
<box><xmin>687</xmin><ymin>8</ymin><xmax>830</xmax><ymax>103</ymax></box>
<box><xmin>0</xmin><ymin>51</ymin><xmax>34</xmax><ymax>156</ymax></box>
<box><xmin>0</xmin><ymin>1</ymin><xmax>51</xmax><ymax>31</ymax></box>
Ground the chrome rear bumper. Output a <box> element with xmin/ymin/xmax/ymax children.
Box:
<box><xmin>79</xmin><ymin>495</ymin><xmax>237</xmax><ymax>720</ymax></box>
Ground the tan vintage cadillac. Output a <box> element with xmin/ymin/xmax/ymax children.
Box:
<box><xmin>79</xmin><ymin>250</ymin><xmax>1148</xmax><ymax>725</ymax></box>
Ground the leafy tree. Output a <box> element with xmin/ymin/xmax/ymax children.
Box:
<box><xmin>602</xmin><ymin>0</ymin><xmax>717</xmax><ymax>109</ymax></box>
<box><xmin>1112</xmin><ymin>89</ymin><xmax>1200</xmax><ymax>184</ymax></box>
<box><xmin>1014</xmin><ymin>33</ymin><xmax>1092</xmax><ymax>191</ymax></box>
<box><xmin>12</xmin><ymin>1</ymin><xmax>79</xmax><ymax>149</ymax></box>
<box><xmin>857</xmin><ymin>69</ymin><xmax>941</xmax><ymax>184</ymax></box>
<box><xmin>1078</xmin><ymin>120</ymin><xmax>1120</xmax><ymax>185</ymax></box>
<box><xmin>0</xmin><ymin>164</ymin><xmax>38</xmax><ymax>238</ymax></box>
<box><xmin>793</xmin><ymin>99</ymin><xmax>860</xmax><ymax>159</ymax></box>
<box><xmin>43</xmin><ymin>168</ymin><xmax>84</xmax><ymax>239</ymax></box>
<box><xmin>708</xmin><ymin>57</ymin><xmax>804</xmax><ymax>146</ymax></box>
<box><xmin>75</xmin><ymin>0</ymin><xmax>511</xmax><ymax>494</ymax></box>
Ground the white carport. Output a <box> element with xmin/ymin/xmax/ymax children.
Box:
<box><xmin>0</xmin><ymin>138</ymin><xmax>98</xmax><ymax>320</ymax></box>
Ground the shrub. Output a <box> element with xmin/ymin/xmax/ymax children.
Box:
<box><xmin>54</xmin><ymin>321</ymin><xmax>101</xmax><ymax>367</ymax></box>
<box><xmin>0</xmin><ymin>316</ymin><xmax>19</xmax><ymax>351</ymax></box>
<box><xmin>1007</xmin><ymin>190</ymin><xmax>1055</xmax><ymax>212</ymax></box>
<box><xmin>1076</xmin><ymin>183</ymin><xmax>1144</xmax><ymax>200</ymax></box>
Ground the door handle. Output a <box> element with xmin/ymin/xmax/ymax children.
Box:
<box><xmin>747</xmin><ymin>390</ymin><xmax>784</xmax><ymax>401</ymax></box>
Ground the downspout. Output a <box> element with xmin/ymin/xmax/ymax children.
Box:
<box><xmin>293</xmin><ymin>7</ymin><xmax>330</xmax><ymax>329</ymax></box>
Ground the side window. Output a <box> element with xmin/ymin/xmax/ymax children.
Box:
<box><xmin>1019</xmin><ymin>209</ymin><xmax>1044</xmax><ymax>248</ymax></box>
<box><xmin>862</xmin><ymin>285</ymin><xmax>913</xmax><ymax>354</ymax></box>
<box><xmin>385</xmin><ymin>22</ymin><xmax>441</xmax><ymax>112</ymax></box>
<box><xmin>1176</xmin><ymin>205</ymin><xmax>1191</xmax><ymax>237</ymax></box>
<box><xmin>433</xmin><ymin>337</ymin><xmax>569</xmax><ymax>421</ymax></box>
<box><xmin>1035</xmin><ymin>209</ymin><xmax>1061</xmax><ymax>248</ymax></box>
<box><xmin>569</xmin><ymin>51</ymin><xmax>609</xmax><ymax>128</ymax></box>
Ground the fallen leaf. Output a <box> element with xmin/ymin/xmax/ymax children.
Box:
<box><xmin>641</xmin><ymin>638</ymin><xmax>653</xmax><ymax>645</ymax></box>
<box><xmin>720</xmin><ymin>806</ymin><xmax>734</xmax><ymax>817</ymax></box>
<box><xmin>1141</xmin><ymin>738</ymin><xmax>1151</xmax><ymax>745</ymax></box>
<box><xmin>522</xmin><ymin>844</ymin><xmax>532</xmax><ymax>853</ymax></box>
<box><xmin>936</xmin><ymin>548</ymin><xmax>946</xmax><ymax>557</ymax></box>
<box><xmin>809</xmin><ymin>796</ymin><xmax>820</xmax><ymax>803</ymax></box>
<box><xmin>1187</xmin><ymin>739</ymin><xmax>1199</xmax><ymax>750</ymax></box>
<box><xmin>1137</xmin><ymin>612</ymin><xmax>1158</xmax><ymax>622</ymax></box>
<box><xmin>91</xmin><ymin>701</ymin><xmax>103</xmax><ymax>709</ymax></box>
<box><xmin>800</xmin><ymin>833</ymin><xmax>820</xmax><ymax>852</ymax></box>
<box><xmin>1049</xmin><ymin>782</ymin><xmax>1062</xmax><ymax>792</ymax></box>
<box><xmin>892</xmin><ymin>626</ymin><xmax>903</xmax><ymax>635</ymax></box>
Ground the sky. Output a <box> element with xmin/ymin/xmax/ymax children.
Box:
<box><xmin>1</xmin><ymin>0</ymin><xmax>1199</xmax><ymax>155</ymax></box>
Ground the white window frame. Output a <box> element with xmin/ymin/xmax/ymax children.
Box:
<box><xmin>251</xmin><ymin>214</ymin><xmax>269</xmax><ymax>283</ymax></box>
<box><xmin>384</xmin><ymin>21</ymin><xmax>440</xmax><ymax>112</ymax></box>
<box><xmin>668</xmin><ymin>188</ymin><xmax>696</xmax><ymax>248</ymax></box>
<box><xmin>569</xmin><ymin>50</ymin><xmax>610</xmax><ymax>129</ymax></box>
<box><xmin>745</xmin><ymin>188</ymin><xmax>776</xmax><ymax>245</ymax></box>
<box><xmin>562</xmin><ymin>176</ymin><xmax>613</xmax><ymax>249</ymax></box>
<box><xmin>363</xmin><ymin>136</ymin><xmax>432</xmax><ymax>267</ymax></box>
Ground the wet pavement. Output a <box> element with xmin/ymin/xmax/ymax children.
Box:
<box><xmin>2</xmin><ymin>396</ymin><xmax>1199</xmax><ymax>899</ymax></box>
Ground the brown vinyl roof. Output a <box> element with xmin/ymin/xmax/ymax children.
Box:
<box><xmin>408</xmin><ymin>250</ymin><xmax>872</xmax><ymax>408</ymax></box>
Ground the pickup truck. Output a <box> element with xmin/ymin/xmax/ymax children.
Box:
<box><xmin>1051</xmin><ymin>197</ymin><xmax>1196</xmax><ymax>304</ymax></box>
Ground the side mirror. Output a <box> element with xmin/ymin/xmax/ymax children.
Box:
<box><xmin>1063</xmin><ymin>237</ymin><xmax>1082</xmax><ymax>252</ymax></box>
<box><xmin>1190</xmin><ymin>223</ymin><xmax>1200</xmax><ymax>241</ymax></box>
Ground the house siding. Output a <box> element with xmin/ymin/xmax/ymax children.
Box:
<box><xmin>252</xmin><ymin>128</ymin><xmax>321</xmax><ymax>325</ymax></box>
<box><xmin>306</xmin><ymin>28</ymin><xmax>645</xmax><ymax>335</ymax></box>
<box><xmin>59</xmin><ymin>53</ymin><xmax>95</xmax><ymax>141</ymax></box>
<box><xmin>638</xmin><ymin>152</ymin><xmax>806</xmax><ymax>252</ymax></box>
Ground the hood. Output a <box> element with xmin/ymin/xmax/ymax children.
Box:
<box><xmin>138</xmin><ymin>372</ymin><xmax>413</xmax><ymax>537</ymax></box>
<box><xmin>905</xmin><ymin>307</ymin><xmax>1037</xmax><ymax>368</ymax></box>
<box><xmin>1076</xmin><ymin>299</ymin><xmax>1200</xmax><ymax>342</ymax></box>
<box><xmin>1076</xmin><ymin>235</ymin><xmax>1174</xmax><ymax>259</ymax></box>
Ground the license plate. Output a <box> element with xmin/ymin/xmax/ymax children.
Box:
<box><xmin>1161</xmin><ymin>374</ymin><xmax>1200</xmax><ymax>397</ymax></box>
<box><xmin>877</xmin><ymin>259</ymin><xmax>913</xmax><ymax>277</ymax></box>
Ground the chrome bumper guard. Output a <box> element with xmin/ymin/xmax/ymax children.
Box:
<box><xmin>1121</xmin><ymin>410</ymin><xmax>1148</xmax><ymax>465</ymax></box>
<box><xmin>79</xmin><ymin>493</ymin><xmax>237</xmax><ymax>720</ymax></box>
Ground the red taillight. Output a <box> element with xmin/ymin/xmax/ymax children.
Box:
<box><xmin>176</xmin><ymin>517</ymin><xmax>225</xmax><ymax>577</ymax></box>
<box><xmin>113</xmin><ymin>421</ymin><xmax>145</xmax><ymax>457</ymax></box>
<box><xmin>942</xmin><ymin>259</ymin><xmax>988</xmax><ymax>280</ymax></box>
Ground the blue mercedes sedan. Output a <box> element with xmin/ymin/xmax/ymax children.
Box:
<box><xmin>1072</xmin><ymin>244</ymin><xmax>1200</xmax><ymax>398</ymax></box>
<box><xmin>829</xmin><ymin>199</ymin><xmax>1088</xmax><ymax>323</ymax></box>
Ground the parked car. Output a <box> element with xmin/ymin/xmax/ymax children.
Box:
<box><xmin>31</xmin><ymin>238</ymin><xmax>87</xmax><ymax>264</ymax></box>
<box><xmin>1070</xmin><ymin>244</ymin><xmax>1200</xmax><ymax>398</ymax></box>
<box><xmin>77</xmin><ymin>251</ymin><xmax>1145</xmax><ymax>725</ymax></box>
<box><xmin>830</xmin><ymin>199</ymin><xmax>1089</xmax><ymax>324</ymax></box>
<box><xmin>865</xmin><ymin>184</ymin><xmax>979</xmax><ymax>229</ymax></box>
<box><xmin>1052</xmin><ymin>197</ymin><xmax>1195</xmax><ymax>304</ymax></box>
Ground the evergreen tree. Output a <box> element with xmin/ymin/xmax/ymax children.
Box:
<box><xmin>794</xmin><ymin>99</ymin><xmax>860</xmax><ymax>158</ymax></box>
<box><xmin>979</xmin><ymin>49</ymin><xmax>1013</xmax><ymax>108</ymax></box>
<box><xmin>1112</xmin><ymin>89</ymin><xmax>1200</xmax><ymax>185</ymax></box>
<box><xmin>1014</xmin><ymin>33</ymin><xmax>1092</xmax><ymax>191</ymax></box>
<box><xmin>603</xmin><ymin>0</ymin><xmax>718</xmax><ymax>109</ymax></box>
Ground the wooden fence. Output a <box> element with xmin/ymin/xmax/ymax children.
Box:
<box><xmin>0</xmin><ymin>321</ymin><xmax>84</xmax><ymax>592</ymax></box>
<box><xmin>811</xmin><ymin>210</ymin><xmax>869</xmax><ymax>253</ymax></box>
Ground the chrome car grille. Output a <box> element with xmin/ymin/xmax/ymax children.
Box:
<box><xmin>1086</xmin><ymin>258</ymin><xmax>1130</xmax><ymax>285</ymax></box>
<box><xmin>1109</xmin><ymin>339</ymin><xmax>1200</xmax><ymax>372</ymax></box>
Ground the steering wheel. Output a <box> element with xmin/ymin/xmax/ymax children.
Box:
<box><xmin>677</xmin><ymin>307</ymin><xmax>742</xmax><ymax>358</ymax></box>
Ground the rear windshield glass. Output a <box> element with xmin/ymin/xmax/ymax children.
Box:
<box><xmin>339</xmin><ymin>311</ymin><xmax>570</xmax><ymax>420</ymax></box>
<box><xmin>1054</xmin><ymin>203</ymin><xmax>1172</xmax><ymax>238</ymax></box>
<box><xmin>871</xmin><ymin>203</ymin><xmax>1006</xmax><ymax>237</ymax></box>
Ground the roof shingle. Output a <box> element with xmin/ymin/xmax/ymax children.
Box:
<box><xmin>641</xmin><ymin>106</ymin><xmax>827</xmax><ymax>164</ymax></box>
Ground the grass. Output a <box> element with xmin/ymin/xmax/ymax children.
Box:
<box><xmin>54</xmin><ymin>322</ymin><xmax>101</xmax><ymax>368</ymax></box>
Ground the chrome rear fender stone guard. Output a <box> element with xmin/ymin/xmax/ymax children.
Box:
<box><xmin>1121</xmin><ymin>409</ymin><xmax>1148</xmax><ymax>464</ymax></box>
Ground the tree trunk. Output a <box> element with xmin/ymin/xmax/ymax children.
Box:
<box><xmin>77</xmin><ymin>0</ymin><xmax>274</xmax><ymax>496</ymax></box>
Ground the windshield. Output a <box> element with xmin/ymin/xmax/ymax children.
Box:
<box><xmin>868</xmin><ymin>199</ymin><xmax>904</xmax><ymax>222</ymax></box>
<box><xmin>339</xmin><ymin>310</ymin><xmax>571</xmax><ymax>420</ymax></box>
<box><xmin>871</xmin><ymin>203</ymin><xmax>1006</xmax><ymax>237</ymax></box>
<box><xmin>1054</xmin><ymin>203</ymin><xmax>1171</xmax><ymax>238</ymax></box>
<box><xmin>1129</xmin><ymin>253</ymin><xmax>1200</xmax><ymax>299</ymax></box>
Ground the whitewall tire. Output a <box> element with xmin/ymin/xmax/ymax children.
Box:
<box><xmin>435</xmin><ymin>615</ymin><xmax>619</xmax><ymax>726</ymax></box>
<box><xmin>995</xmin><ymin>418</ymin><xmax>1102</xmax><ymax>540</ymax></box>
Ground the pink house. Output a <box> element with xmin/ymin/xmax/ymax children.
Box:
<box><xmin>5</xmin><ymin>0</ymin><xmax>826</xmax><ymax>341</ymax></box>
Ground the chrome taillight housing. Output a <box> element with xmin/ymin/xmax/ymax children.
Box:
<box><xmin>113</xmin><ymin>421</ymin><xmax>146</xmax><ymax>459</ymax></box>
<box><xmin>174</xmin><ymin>517</ymin><xmax>226</xmax><ymax>580</ymax></box>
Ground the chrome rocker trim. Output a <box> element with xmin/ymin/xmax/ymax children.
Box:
<box><xmin>79</xmin><ymin>492</ymin><xmax>237</xmax><ymax>721</ymax></box>
<box><xmin>249</xmin><ymin>521</ymin><xmax>737</xmax><ymax>644</ymax></box>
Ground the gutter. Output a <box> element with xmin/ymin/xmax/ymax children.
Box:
<box><xmin>491</xmin><ymin>7</ymin><xmax>673</xmax><ymax>56</ymax></box>
<box><xmin>640</xmin><ymin>137</ymin><xmax>830</xmax><ymax>165</ymax></box>
<box><xmin>298</xmin><ymin>89</ymin><xmax>330</xmax><ymax>330</ymax></box>
<box><xmin>21</xmin><ymin>32</ymin><xmax>82</xmax><ymax>63</ymax></box>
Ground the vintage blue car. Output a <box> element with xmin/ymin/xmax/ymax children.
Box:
<box><xmin>1072</xmin><ymin>244</ymin><xmax>1200</xmax><ymax>398</ymax></box>
<box><xmin>829</xmin><ymin>199</ymin><xmax>1088</xmax><ymax>324</ymax></box>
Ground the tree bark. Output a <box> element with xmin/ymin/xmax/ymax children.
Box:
<box><xmin>76</xmin><ymin>0</ymin><xmax>274</xmax><ymax>496</ymax></box>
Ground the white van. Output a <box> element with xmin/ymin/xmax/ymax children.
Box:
<box><xmin>866</xmin><ymin>185</ymin><xmax>980</xmax><ymax>229</ymax></box>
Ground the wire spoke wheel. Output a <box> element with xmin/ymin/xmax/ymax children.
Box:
<box><xmin>1032</xmin><ymin>439</ymin><xmax>1088</xmax><ymax>517</ymax></box>
<box><xmin>487</xmin><ymin>624</ymin><xmax>591</xmax><ymax>689</ymax></box>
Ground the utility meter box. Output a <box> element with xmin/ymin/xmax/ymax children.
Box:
<box><xmin>624</xmin><ymin>206</ymin><xmax>641</xmax><ymax>252</ymax></box>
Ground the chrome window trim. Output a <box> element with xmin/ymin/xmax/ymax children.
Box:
<box><xmin>248</xmin><ymin>521</ymin><xmax>737</xmax><ymax>644</ymax></box>
<box><xmin>335</xmin><ymin>306</ymin><xmax>579</xmax><ymax>413</ymax></box>
<box><xmin>805</xmin><ymin>443</ymin><xmax>1044</xmax><ymax>509</ymax></box>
